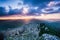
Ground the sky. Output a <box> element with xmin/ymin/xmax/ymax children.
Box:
<box><xmin>0</xmin><ymin>0</ymin><xmax>60</xmax><ymax>15</ymax></box>
<box><xmin>0</xmin><ymin>0</ymin><xmax>60</xmax><ymax>13</ymax></box>
<box><xmin>0</xmin><ymin>13</ymin><xmax>60</xmax><ymax>22</ymax></box>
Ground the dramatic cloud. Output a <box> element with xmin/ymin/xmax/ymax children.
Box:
<box><xmin>23</xmin><ymin>0</ymin><xmax>53</xmax><ymax>6</ymax></box>
<box><xmin>41</xmin><ymin>7</ymin><xmax>60</xmax><ymax>13</ymax></box>
<box><xmin>0</xmin><ymin>0</ymin><xmax>60</xmax><ymax>16</ymax></box>
<box><xmin>47</xmin><ymin>1</ymin><xmax>60</xmax><ymax>7</ymax></box>
<box><xmin>41</xmin><ymin>1</ymin><xmax>60</xmax><ymax>13</ymax></box>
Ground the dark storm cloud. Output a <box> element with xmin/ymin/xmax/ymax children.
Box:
<box><xmin>0</xmin><ymin>0</ymin><xmax>8</xmax><ymax>1</ymax></box>
<box><xmin>0</xmin><ymin>7</ymin><xmax>7</xmax><ymax>16</ymax></box>
<box><xmin>0</xmin><ymin>0</ymin><xmax>15</xmax><ymax>2</ymax></box>
<box><xmin>0</xmin><ymin>0</ymin><xmax>60</xmax><ymax>16</ymax></box>
<box><xmin>23</xmin><ymin>0</ymin><xmax>54</xmax><ymax>6</ymax></box>
<box><xmin>41</xmin><ymin>1</ymin><xmax>60</xmax><ymax>13</ymax></box>
<box><xmin>0</xmin><ymin>0</ymin><xmax>19</xmax><ymax>4</ymax></box>
<box><xmin>0</xmin><ymin>0</ymin><xmax>13</xmax><ymax>2</ymax></box>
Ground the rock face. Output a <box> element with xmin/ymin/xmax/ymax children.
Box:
<box><xmin>0</xmin><ymin>32</ymin><xmax>4</xmax><ymax>40</ymax></box>
<box><xmin>39</xmin><ymin>34</ymin><xmax>60</xmax><ymax>40</ymax></box>
<box><xmin>4</xmin><ymin>20</ymin><xmax>60</xmax><ymax>40</ymax></box>
<box><xmin>5</xmin><ymin>22</ymin><xmax>39</xmax><ymax>40</ymax></box>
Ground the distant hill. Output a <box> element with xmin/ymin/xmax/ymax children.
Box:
<box><xmin>47</xmin><ymin>21</ymin><xmax>60</xmax><ymax>33</ymax></box>
<box><xmin>0</xmin><ymin>20</ymin><xmax>24</xmax><ymax>31</ymax></box>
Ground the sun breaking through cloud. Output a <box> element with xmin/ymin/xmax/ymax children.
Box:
<box><xmin>0</xmin><ymin>13</ymin><xmax>60</xmax><ymax>22</ymax></box>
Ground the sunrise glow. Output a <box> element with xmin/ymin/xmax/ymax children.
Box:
<box><xmin>0</xmin><ymin>13</ymin><xmax>60</xmax><ymax>22</ymax></box>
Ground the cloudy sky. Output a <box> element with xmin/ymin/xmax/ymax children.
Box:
<box><xmin>0</xmin><ymin>0</ymin><xmax>60</xmax><ymax>22</ymax></box>
<box><xmin>0</xmin><ymin>0</ymin><xmax>60</xmax><ymax>15</ymax></box>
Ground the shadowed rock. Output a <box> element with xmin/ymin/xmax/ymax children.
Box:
<box><xmin>0</xmin><ymin>32</ymin><xmax>4</xmax><ymax>40</ymax></box>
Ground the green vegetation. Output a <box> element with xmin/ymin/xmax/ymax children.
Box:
<box><xmin>38</xmin><ymin>23</ymin><xmax>60</xmax><ymax>37</ymax></box>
